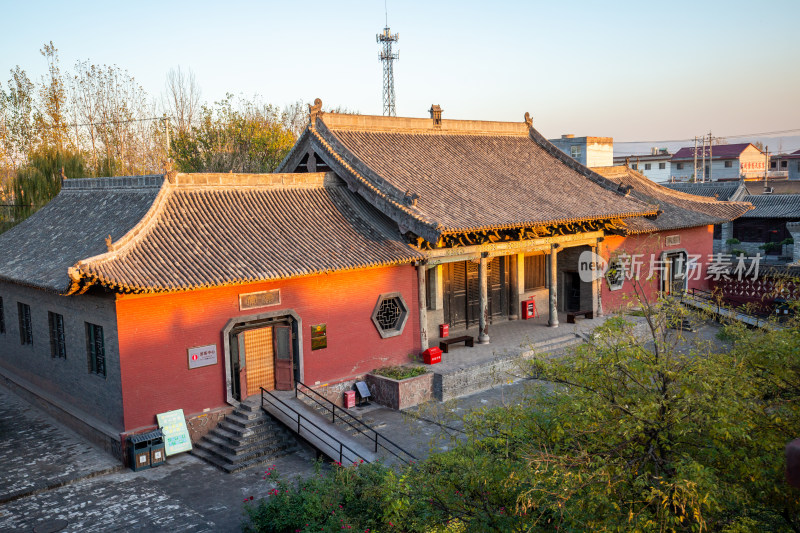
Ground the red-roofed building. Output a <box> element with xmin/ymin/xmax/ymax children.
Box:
<box><xmin>671</xmin><ymin>143</ymin><xmax>766</xmax><ymax>181</ymax></box>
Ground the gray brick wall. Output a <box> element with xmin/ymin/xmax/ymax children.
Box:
<box><xmin>0</xmin><ymin>282</ymin><xmax>123</xmax><ymax>430</ymax></box>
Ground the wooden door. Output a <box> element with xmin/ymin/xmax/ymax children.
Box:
<box><xmin>488</xmin><ymin>257</ymin><xmax>508</xmax><ymax>321</ymax></box>
<box><xmin>274</xmin><ymin>325</ymin><xmax>294</xmax><ymax>391</ymax></box>
<box><xmin>244</xmin><ymin>327</ymin><xmax>275</xmax><ymax>394</ymax></box>
<box><xmin>466</xmin><ymin>260</ymin><xmax>480</xmax><ymax>326</ymax></box>
<box><xmin>443</xmin><ymin>262</ymin><xmax>468</xmax><ymax>328</ymax></box>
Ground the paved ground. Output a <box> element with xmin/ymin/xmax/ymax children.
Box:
<box><xmin>0</xmin><ymin>317</ymin><xmax>726</xmax><ymax>532</ymax></box>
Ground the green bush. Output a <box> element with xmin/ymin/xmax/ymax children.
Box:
<box><xmin>372</xmin><ymin>365</ymin><xmax>428</xmax><ymax>380</ymax></box>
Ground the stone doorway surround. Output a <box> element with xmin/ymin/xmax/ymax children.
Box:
<box><xmin>222</xmin><ymin>309</ymin><xmax>303</xmax><ymax>406</ymax></box>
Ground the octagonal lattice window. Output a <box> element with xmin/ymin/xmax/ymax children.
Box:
<box><xmin>371</xmin><ymin>292</ymin><xmax>409</xmax><ymax>339</ymax></box>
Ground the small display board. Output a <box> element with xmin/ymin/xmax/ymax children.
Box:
<box><xmin>310</xmin><ymin>323</ymin><xmax>327</xmax><ymax>350</ymax></box>
<box><xmin>354</xmin><ymin>381</ymin><xmax>371</xmax><ymax>400</ymax></box>
<box><xmin>156</xmin><ymin>409</ymin><xmax>192</xmax><ymax>455</ymax></box>
<box><xmin>188</xmin><ymin>344</ymin><xmax>217</xmax><ymax>369</ymax></box>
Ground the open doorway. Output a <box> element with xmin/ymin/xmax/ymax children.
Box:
<box><xmin>228</xmin><ymin>317</ymin><xmax>297</xmax><ymax>402</ymax></box>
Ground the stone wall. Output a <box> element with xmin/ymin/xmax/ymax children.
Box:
<box><xmin>366</xmin><ymin>371</ymin><xmax>433</xmax><ymax>410</ymax></box>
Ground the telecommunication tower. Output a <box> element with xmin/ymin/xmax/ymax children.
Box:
<box><xmin>376</xmin><ymin>23</ymin><xmax>399</xmax><ymax>116</ymax></box>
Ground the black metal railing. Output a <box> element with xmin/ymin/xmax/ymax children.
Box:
<box><xmin>295</xmin><ymin>381</ymin><xmax>417</xmax><ymax>465</ymax></box>
<box><xmin>260</xmin><ymin>387</ymin><xmax>368</xmax><ymax>465</ymax></box>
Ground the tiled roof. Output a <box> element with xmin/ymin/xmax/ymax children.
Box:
<box><xmin>592</xmin><ymin>166</ymin><xmax>752</xmax><ymax>234</ymax></box>
<box><xmin>672</xmin><ymin>143</ymin><xmax>757</xmax><ymax>160</ymax></box>
<box><xmin>740</xmin><ymin>194</ymin><xmax>800</xmax><ymax>219</ymax></box>
<box><xmin>662</xmin><ymin>181</ymin><xmax>743</xmax><ymax>201</ymax></box>
<box><xmin>287</xmin><ymin>112</ymin><xmax>659</xmax><ymax>243</ymax></box>
<box><xmin>0</xmin><ymin>176</ymin><xmax>164</xmax><ymax>292</ymax></box>
<box><xmin>0</xmin><ymin>173</ymin><xmax>421</xmax><ymax>294</ymax></box>
<box><xmin>744</xmin><ymin>181</ymin><xmax>800</xmax><ymax>195</ymax></box>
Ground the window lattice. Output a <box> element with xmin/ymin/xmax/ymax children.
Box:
<box><xmin>376</xmin><ymin>298</ymin><xmax>402</xmax><ymax>331</ymax></box>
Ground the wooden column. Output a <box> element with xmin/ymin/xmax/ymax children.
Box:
<box><xmin>591</xmin><ymin>245</ymin><xmax>600</xmax><ymax>317</ymax></box>
<box><xmin>596</xmin><ymin>239</ymin><xmax>604</xmax><ymax>317</ymax></box>
<box><xmin>478</xmin><ymin>254</ymin><xmax>490</xmax><ymax>344</ymax></box>
<box><xmin>509</xmin><ymin>253</ymin><xmax>522</xmax><ymax>320</ymax></box>
<box><xmin>548</xmin><ymin>245</ymin><xmax>559</xmax><ymax>327</ymax></box>
<box><xmin>417</xmin><ymin>263</ymin><xmax>428</xmax><ymax>351</ymax></box>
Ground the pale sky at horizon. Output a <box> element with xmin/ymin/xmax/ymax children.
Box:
<box><xmin>2</xmin><ymin>0</ymin><xmax>799</xmax><ymax>152</ymax></box>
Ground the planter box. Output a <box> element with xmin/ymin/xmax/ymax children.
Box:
<box><xmin>365</xmin><ymin>371</ymin><xmax>433</xmax><ymax>410</ymax></box>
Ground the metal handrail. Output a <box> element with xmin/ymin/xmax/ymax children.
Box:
<box><xmin>295</xmin><ymin>381</ymin><xmax>417</xmax><ymax>464</ymax></box>
<box><xmin>260</xmin><ymin>387</ymin><xmax>369</xmax><ymax>465</ymax></box>
<box><xmin>685</xmin><ymin>288</ymin><xmax>776</xmax><ymax>327</ymax></box>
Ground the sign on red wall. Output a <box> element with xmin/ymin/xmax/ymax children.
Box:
<box><xmin>187</xmin><ymin>344</ymin><xmax>217</xmax><ymax>369</ymax></box>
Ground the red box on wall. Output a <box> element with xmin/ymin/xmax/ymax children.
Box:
<box><xmin>343</xmin><ymin>390</ymin><xmax>356</xmax><ymax>409</ymax></box>
<box><xmin>521</xmin><ymin>299</ymin><xmax>538</xmax><ymax>320</ymax></box>
<box><xmin>422</xmin><ymin>347</ymin><xmax>442</xmax><ymax>365</ymax></box>
<box><xmin>439</xmin><ymin>324</ymin><xmax>449</xmax><ymax>338</ymax></box>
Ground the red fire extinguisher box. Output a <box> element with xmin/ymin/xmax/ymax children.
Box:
<box><xmin>423</xmin><ymin>347</ymin><xmax>442</xmax><ymax>365</ymax></box>
<box><xmin>439</xmin><ymin>324</ymin><xmax>449</xmax><ymax>338</ymax></box>
<box><xmin>521</xmin><ymin>299</ymin><xmax>537</xmax><ymax>320</ymax></box>
<box><xmin>343</xmin><ymin>390</ymin><xmax>356</xmax><ymax>409</ymax></box>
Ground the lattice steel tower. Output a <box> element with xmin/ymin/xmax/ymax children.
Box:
<box><xmin>376</xmin><ymin>25</ymin><xmax>399</xmax><ymax>116</ymax></box>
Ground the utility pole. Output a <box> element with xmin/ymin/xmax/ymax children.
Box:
<box><xmin>701</xmin><ymin>135</ymin><xmax>706</xmax><ymax>183</ymax></box>
<box><xmin>693</xmin><ymin>136</ymin><xmax>698</xmax><ymax>182</ymax></box>
<box><xmin>708</xmin><ymin>131</ymin><xmax>713</xmax><ymax>182</ymax></box>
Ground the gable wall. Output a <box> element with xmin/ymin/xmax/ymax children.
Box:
<box><xmin>0</xmin><ymin>282</ymin><xmax>124</xmax><ymax>430</ymax></box>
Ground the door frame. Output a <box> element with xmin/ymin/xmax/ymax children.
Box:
<box><xmin>222</xmin><ymin>309</ymin><xmax>303</xmax><ymax>406</ymax></box>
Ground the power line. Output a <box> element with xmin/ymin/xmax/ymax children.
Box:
<box><xmin>615</xmin><ymin>127</ymin><xmax>800</xmax><ymax>144</ymax></box>
<box><xmin>34</xmin><ymin>116</ymin><xmax>171</xmax><ymax>129</ymax></box>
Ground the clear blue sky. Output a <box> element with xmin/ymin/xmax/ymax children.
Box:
<box><xmin>2</xmin><ymin>0</ymin><xmax>799</xmax><ymax>149</ymax></box>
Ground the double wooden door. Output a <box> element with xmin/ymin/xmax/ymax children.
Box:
<box><xmin>231</xmin><ymin>322</ymin><xmax>294</xmax><ymax>401</ymax></box>
<box><xmin>442</xmin><ymin>257</ymin><xmax>509</xmax><ymax>329</ymax></box>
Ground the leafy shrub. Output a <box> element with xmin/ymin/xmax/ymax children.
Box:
<box><xmin>372</xmin><ymin>365</ymin><xmax>427</xmax><ymax>380</ymax></box>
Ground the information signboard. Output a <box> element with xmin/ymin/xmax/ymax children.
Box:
<box><xmin>156</xmin><ymin>409</ymin><xmax>192</xmax><ymax>455</ymax></box>
<box><xmin>188</xmin><ymin>344</ymin><xmax>217</xmax><ymax>369</ymax></box>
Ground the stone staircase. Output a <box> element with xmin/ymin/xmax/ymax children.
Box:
<box><xmin>192</xmin><ymin>401</ymin><xmax>301</xmax><ymax>473</ymax></box>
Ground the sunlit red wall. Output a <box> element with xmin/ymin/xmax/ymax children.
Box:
<box><xmin>115</xmin><ymin>265</ymin><xmax>419</xmax><ymax>431</ymax></box>
<box><xmin>599</xmin><ymin>225</ymin><xmax>714</xmax><ymax>312</ymax></box>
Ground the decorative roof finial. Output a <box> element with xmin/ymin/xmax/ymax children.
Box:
<box><xmin>308</xmin><ymin>98</ymin><xmax>323</xmax><ymax>127</ymax></box>
<box><xmin>524</xmin><ymin>112</ymin><xmax>532</xmax><ymax>127</ymax></box>
<box><xmin>105</xmin><ymin>235</ymin><xmax>113</xmax><ymax>251</ymax></box>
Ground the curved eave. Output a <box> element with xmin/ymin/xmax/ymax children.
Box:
<box><xmin>71</xmin><ymin>255</ymin><xmax>422</xmax><ymax>295</ymax></box>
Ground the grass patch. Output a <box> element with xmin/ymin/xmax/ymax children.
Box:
<box><xmin>372</xmin><ymin>365</ymin><xmax>428</xmax><ymax>380</ymax></box>
<box><xmin>627</xmin><ymin>309</ymin><xmax>646</xmax><ymax>317</ymax></box>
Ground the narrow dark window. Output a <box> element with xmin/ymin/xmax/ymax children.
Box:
<box><xmin>644</xmin><ymin>163</ymin><xmax>651</xmax><ymax>170</ymax></box>
<box><xmin>86</xmin><ymin>323</ymin><xmax>106</xmax><ymax>376</ymax></box>
<box><xmin>524</xmin><ymin>254</ymin><xmax>546</xmax><ymax>291</ymax></box>
<box><xmin>18</xmin><ymin>302</ymin><xmax>32</xmax><ymax>345</ymax></box>
<box><xmin>49</xmin><ymin>312</ymin><xmax>66</xmax><ymax>359</ymax></box>
<box><xmin>631</xmin><ymin>163</ymin><xmax>638</xmax><ymax>170</ymax></box>
<box><xmin>0</xmin><ymin>297</ymin><xmax>5</xmax><ymax>334</ymax></box>
<box><xmin>724</xmin><ymin>161</ymin><xmax>733</xmax><ymax>168</ymax></box>
<box><xmin>676</xmin><ymin>163</ymin><xmax>684</xmax><ymax>170</ymax></box>
<box><xmin>659</xmin><ymin>163</ymin><xmax>666</xmax><ymax>169</ymax></box>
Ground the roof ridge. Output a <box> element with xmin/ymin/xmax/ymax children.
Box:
<box><xmin>605</xmin><ymin>166</ymin><xmax>747</xmax><ymax>205</ymax></box>
<box><xmin>62</xmin><ymin>175</ymin><xmax>165</xmax><ymax>190</ymax></box>
<box><xmin>170</xmin><ymin>172</ymin><xmax>332</xmax><ymax>188</ymax></box>
<box><xmin>320</xmin><ymin>113</ymin><xmax>529</xmax><ymax>136</ymax></box>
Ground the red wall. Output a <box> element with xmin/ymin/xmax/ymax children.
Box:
<box><xmin>600</xmin><ymin>225</ymin><xmax>714</xmax><ymax>312</ymax></box>
<box><xmin>115</xmin><ymin>265</ymin><xmax>420</xmax><ymax>431</ymax></box>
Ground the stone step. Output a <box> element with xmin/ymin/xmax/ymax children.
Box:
<box><xmin>190</xmin><ymin>403</ymin><xmax>303</xmax><ymax>473</ymax></box>
<box><xmin>194</xmin><ymin>434</ymin><xmax>295</xmax><ymax>463</ymax></box>
<box><xmin>192</xmin><ymin>445</ymin><xmax>300</xmax><ymax>474</ymax></box>
<box><xmin>200</xmin><ymin>431</ymin><xmax>289</xmax><ymax>455</ymax></box>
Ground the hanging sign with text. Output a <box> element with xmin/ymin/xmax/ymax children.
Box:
<box><xmin>156</xmin><ymin>409</ymin><xmax>193</xmax><ymax>455</ymax></box>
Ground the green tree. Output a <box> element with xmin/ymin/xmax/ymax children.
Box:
<box><xmin>170</xmin><ymin>94</ymin><xmax>296</xmax><ymax>173</ymax></box>
<box><xmin>244</xmin><ymin>294</ymin><xmax>800</xmax><ymax>532</ymax></box>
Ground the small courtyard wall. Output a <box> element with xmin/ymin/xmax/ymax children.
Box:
<box><xmin>115</xmin><ymin>264</ymin><xmax>420</xmax><ymax>431</ymax></box>
<box><xmin>600</xmin><ymin>225</ymin><xmax>714</xmax><ymax>311</ymax></box>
